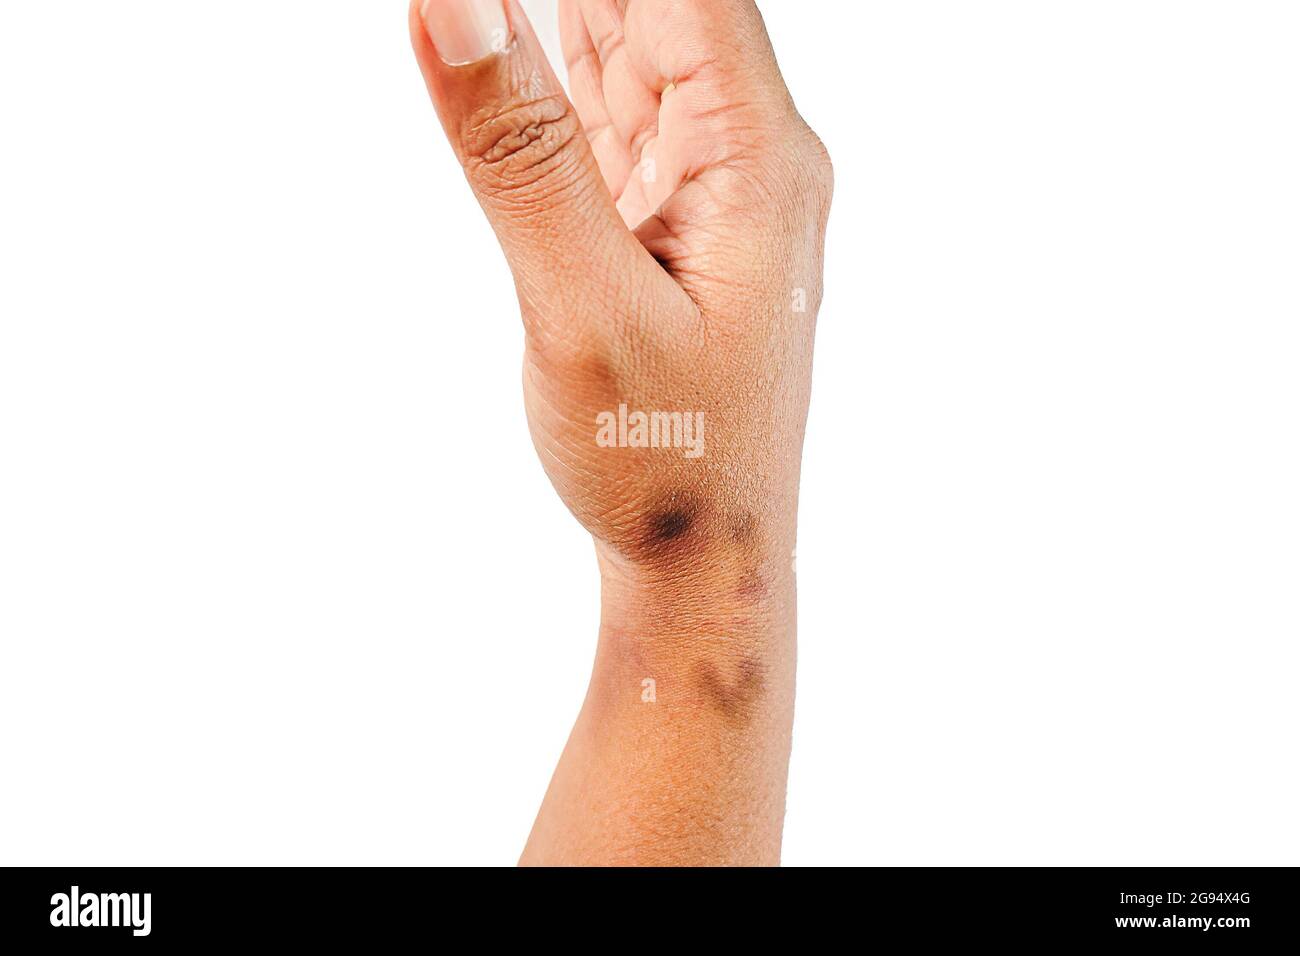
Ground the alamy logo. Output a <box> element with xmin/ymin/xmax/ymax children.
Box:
<box><xmin>50</xmin><ymin>885</ymin><xmax>151</xmax><ymax>937</ymax></box>
<box><xmin>596</xmin><ymin>404</ymin><xmax>705</xmax><ymax>459</ymax></box>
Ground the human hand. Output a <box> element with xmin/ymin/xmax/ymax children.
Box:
<box><xmin>410</xmin><ymin>0</ymin><xmax>830</xmax><ymax>865</ymax></box>
<box><xmin>410</xmin><ymin>0</ymin><xmax>830</xmax><ymax>586</ymax></box>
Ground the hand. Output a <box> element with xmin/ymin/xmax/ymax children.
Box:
<box><xmin>410</xmin><ymin>0</ymin><xmax>831</xmax><ymax>865</ymax></box>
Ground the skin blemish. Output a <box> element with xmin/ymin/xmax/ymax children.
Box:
<box><xmin>649</xmin><ymin>508</ymin><xmax>693</xmax><ymax>541</ymax></box>
<box><xmin>735</xmin><ymin>566</ymin><xmax>768</xmax><ymax>601</ymax></box>
<box><xmin>637</xmin><ymin>494</ymin><xmax>705</xmax><ymax>555</ymax></box>
<box><xmin>727</xmin><ymin>510</ymin><xmax>759</xmax><ymax>546</ymax></box>
<box><xmin>695</xmin><ymin>657</ymin><xmax>767</xmax><ymax>718</ymax></box>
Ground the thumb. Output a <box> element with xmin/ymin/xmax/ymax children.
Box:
<box><xmin>410</xmin><ymin>0</ymin><xmax>651</xmax><ymax>345</ymax></box>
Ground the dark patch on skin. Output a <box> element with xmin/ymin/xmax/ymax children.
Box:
<box><xmin>695</xmin><ymin>657</ymin><xmax>767</xmax><ymax>718</ymax></box>
<box><xmin>638</xmin><ymin>495</ymin><xmax>705</xmax><ymax>555</ymax></box>
<box><xmin>574</xmin><ymin>354</ymin><xmax>618</xmax><ymax>391</ymax></box>
<box><xmin>735</xmin><ymin>566</ymin><xmax>769</xmax><ymax>601</ymax></box>
<box><xmin>726</xmin><ymin>510</ymin><xmax>760</xmax><ymax>546</ymax></box>
<box><xmin>650</xmin><ymin>508</ymin><xmax>694</xmax><ymax>541</ymax></box>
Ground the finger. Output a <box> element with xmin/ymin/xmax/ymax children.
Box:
<box><xmin>620</xmin><ymin>0</ymin><xmax>796</xmax><ymax>116</ymax></box>
<box><xmin>619</xmin><ymin>0</ymin><xmax>801</xmax><ymax>213</ymax></box>
<box><xmin>558</xmin><ymin>0</ymin><xmax>633</xmax><ymax>200</ymax></box>
<box><xmin>409</xmin><ymin>0</ymin><xmax>655</xmax><ymax>346</ymax></box>
<box><xmin>620</xmin><ymin>1</ymin><xmax>831</xmax><ymax>305</ymax></box>
<box><xmin>574</xmin><ymin>1</ymin><xmax>662</xmax><ymax>181</ymax></box>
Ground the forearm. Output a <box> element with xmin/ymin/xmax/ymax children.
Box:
<box><xmin>520</xmin><ymin>537</ymin><xmax>797</xmax><ymax>867</ymax></box>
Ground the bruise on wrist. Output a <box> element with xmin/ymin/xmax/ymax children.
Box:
<box><xmin>594</xmin><ymin>491</ymin><xmax>797</xmax><ymax>723</ymax></box>
<box><xmin>612</xmin><ymin>488</ymin><xmax>795</xmax><ymax>593</ymax></box>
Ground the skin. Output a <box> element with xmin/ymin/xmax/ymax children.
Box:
<box><xmin>409</xmin><ymin>0</ymin><xmax>832</xmax><ymax>865</ymax></box>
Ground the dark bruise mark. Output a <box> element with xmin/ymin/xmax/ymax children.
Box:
<box><xmin>637</xmin><ymin>494</ymin><xmax>705</xmax><ymax>556</ymax></box>
<box><xmin>649</xmin><ymin>508</ymin><xmax>694</xmax><ymax>542</ymax></box>
<box><xmin>695</xmin><ymin>657</ymin><xmax>767</xmax><ymax>718</ymax></box>
<box><xmin>574</xmin><ymin>353</ymin><xmax>618</xmax><ymax>391</ymax></box>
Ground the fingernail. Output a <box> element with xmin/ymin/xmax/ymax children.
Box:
<box><xmin>421</xmin><ymin>0</ymin><xmax>511</xmax><ymax>66</ymax></box>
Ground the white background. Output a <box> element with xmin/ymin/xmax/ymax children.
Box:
<box><xmin>2</xmin><ymin>1</ymin><xmax>1296</xmax><ymax>866</ymax></box>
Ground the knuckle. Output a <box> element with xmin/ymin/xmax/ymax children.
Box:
<box><xmin>461</xmin><ymin>93</ymin><xmax>585</xmax><ymax>202</ymax></box>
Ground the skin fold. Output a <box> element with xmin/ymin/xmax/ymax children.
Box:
<box><xmin>409</xmin><ymin>0</ymin><xmax>832</xmax><ymax>866</ymax></box>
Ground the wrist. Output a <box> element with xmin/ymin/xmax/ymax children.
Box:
<box><xmin>597</xmin><ymin>496</ymin><xmax>796</xmax><ymax>611</ymax></box>
<box><xmin>593</xmin><ymin>525</ymin><xmax>798</xmax><ymax>713</ymax></box>
<box><xmin>598</xmin><ymin>548</ymin><xmax>796</xmax><ymax>636</ymax></box>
